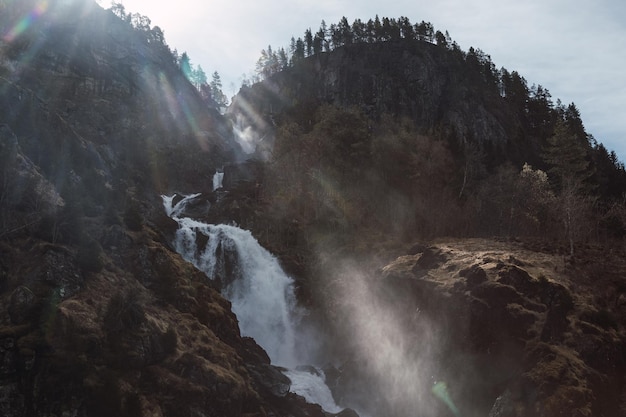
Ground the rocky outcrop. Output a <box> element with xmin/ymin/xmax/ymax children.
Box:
<box><xmin>314</xmin><ymin>239</ymin><xmax>624</xmax><ymax>417</ymax></box>
<box><xmin>363</xmin><ymin>239</ymin><xmax>626</xmax><ymax>417</ymax></box>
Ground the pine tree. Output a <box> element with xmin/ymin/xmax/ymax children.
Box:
<box><xmin>313</xmin><ymin>30</ymin><xmax>324</xmax><ymax>54</ymax></box>
<box><xmin>277</xmin><ymin>48</ymin><xmax>289</xmax><ymax>70</ymax></box>
<box><xmin>543</xmin><ymin>118</ymin><xmax>594</xmax><ymax>255</ymax></box>
<box><xmin>210</xmin><ymin>71</ymin><xmax>228</xmax><ymax>108</ymax></box>
<box><xmin>193</xmin><ymin>65</ymin><xmax>207</xmax><ymax>88</ymax></box>
<box><xmin>339</xmin><ymin>16</ymin><xmax>352</xmax><ymax>45</ymax></box>
<box><xmin>304</xmin><ymin>28</ymin><xmax>313</xmax><ymax>56</ymax></box>
<box><xmin>320</xmin><ymin>20</ymin><xmax>330</xmax><ymax>52</ymax></box>
<box><xmin>256</xmin><ymin>48</ymin><xmax>269</xmax><ymax>78</ymax></box>
<box><xmin>544</xmin><ymin>118</ymin><xmax>591</xmax><ymax>189</ymax></box>
<box><xmin>292</xmin><ymin>38</ymin><xmax>305</xmax><ymax>62</ymax></box>
<box><xmin>179</xmin><ymin>52</ymin><xmax>192</xmax><ymax>81</ymax></box>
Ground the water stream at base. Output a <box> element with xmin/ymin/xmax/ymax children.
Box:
<box><xmin>162</xmin><ymin>193</ymin><xmax>342</xmax><ymax>414</ymax></box>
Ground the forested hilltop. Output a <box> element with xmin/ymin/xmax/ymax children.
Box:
<box><xmin>229</xmin><ymin>15</ymin><xmax>626</xmax><ymax>257</ymax></box>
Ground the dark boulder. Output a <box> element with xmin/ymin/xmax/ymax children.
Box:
<box><xmin>460</xmin><ymin>264</ymin><xmax>487</xmax><ymax>287</ymax></box>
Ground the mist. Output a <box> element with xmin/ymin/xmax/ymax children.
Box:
<box><xmin>317</xmin><ymin>257</ymin><xmax>459</xmax><ymax>417</ymax></box>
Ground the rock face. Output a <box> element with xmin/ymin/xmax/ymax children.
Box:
<box><xmin>231</xmin><ymin>39</ymin><xmax>517</xmax><ymax>161</ymax></box>
<box><xmin>341</xmin><ymin>239</ymin><xmax>626</xmax><ymax>417</ymax></box>
<box><xmin>0</xmin><ymin>0</ymin><xmax>241</xmax><ymax>198</ymax></box>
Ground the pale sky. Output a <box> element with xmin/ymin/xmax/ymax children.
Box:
<box><xmin>105</xmin><ymin>0</ymin><xmax>626</xmax><ymax>162</ymax></box>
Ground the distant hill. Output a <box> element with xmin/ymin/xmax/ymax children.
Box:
<box><xmin>229</xmin><ymin>19</ymin><xmax>626</xmax><ymax>246</ymax></box>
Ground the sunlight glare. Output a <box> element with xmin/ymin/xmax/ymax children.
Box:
<box><xmin>2</xmin><ymin>0</ymin><xmax>49</xmax><ymax>42</ymax></box>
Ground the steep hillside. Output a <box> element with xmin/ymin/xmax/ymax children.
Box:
<box><xmin>1</xmin><ymin>0</ymin><xmax>238</xmax><ymax>198</ymax></box>
<box><xmin>0</xmin><ymin>1</ymin><xmax>331</xmax><ymax>416</ymax></box>
<box><xmin>235</xmin><ymin>40</ymin><xmax>512</xmax><ymax>156</ymax></box>
<box><xmin>231</xmin><ymin>32</ymin><xmax>626</xmax><ymax>199</ymax></box>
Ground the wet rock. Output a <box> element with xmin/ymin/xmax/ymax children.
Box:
<box><xmin>239</xmin><ymin>336</ymin><xmax>271</xmax><ymax>364</ymax></box>
<box><xmin>540</xmin><ymin>307</ymin><xmax>571</xmax><ymax>342</ymax></box>
<box><xmin>538</xmin><ymin>279</ymin><xmax>574</xmax><ymax>343</ymax></box>
<box><xmin>333</xmin><ymin>408</ymin><xmax>360</xmax><ymax>417</ymax></box>
<box><xmin>488</xmin><ymin>389</ymin><xmax>521</xmax><ymax>417</ymax></box>
<box><xmin>471</xmin><ymin>281</ymin><xmax>525</xmax><ymax>309</ymax></box>
<box><xmin>504</xmin><ymin>303</ymin><xmax>539</xmax><ymax>339</ymax></box>
<box><xmin>246</xmin><ymin>363</ymin><xmax>291</xmax><ymax>397</ymax></box>
<box><xmin>407</xmin><ymin>242</ymin><xmax>428</xmax><ymax>255</ymax></box>
<box><xmin>180</xmin><ymin>197</ymin><xmax>211</xmax><ymax>219</ymax></box>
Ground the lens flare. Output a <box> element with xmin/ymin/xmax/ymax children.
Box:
<box><xmin>432</xmin><ymin>381</ymin><xmax>461</xmax><ymax>417</ymax></box>
<box><xmin>2</xmin><ymin>1</ymin><xmax>49</xmax><ymax>43</ymax></box>
<box><xmin>157</xmin><ymin>71</ymin><xmax>200</xmax><ymax>133</ymax></box>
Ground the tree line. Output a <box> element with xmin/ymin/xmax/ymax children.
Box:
<box><xmin>253</xmin><ymin>15</ymin><xmax>565</xmax><ymax>115</ymax></box>
<box><xmin>109</xmin><ymin>2</ymin><xmax>228</xmax><ymax>109</ymax></box>
<box><xmin>255</xmin><ymin>16</ymin><xmax>446</xmax><ymax>80</ymax></box>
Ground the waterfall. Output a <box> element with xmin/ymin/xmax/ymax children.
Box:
<box><xmin>162</xmin><ymin>194</ymin><xmax>342</xmax><ymax>413</ymax></box>
<box><xmin>162</xmin><ymin>193</ymin><xmax>201</xmax><ymax>217</ymax></box>
<box><xmin>212</xmin><ymin>170</ymin><xmax>224</xmax><ymax>191</ymax></box>
<box><xmin>165</xmin><ymin>196</ymin><xmax>300</xmax><ymax>366</ymax></box>
<box><xmin>232</xmin><ymin>113</ymin><xmax>258</xmax><ymax>154</ymax></box>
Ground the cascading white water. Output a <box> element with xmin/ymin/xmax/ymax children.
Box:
<box><xmin>232</xmin><ymin>113</ymin><xmax>259</xmax><ymax>154</ymax></box>
<box><xmin>164</xmin><ymin>194</ymin><xmax>300</xmax><ymax>365</ymax></box>
<box><xmin>284</xmin><ymin>367</ymin><xmax>343</xmax><ymax>414</ymax></box>
<box><xmin>163</xmin><ymin>193</ymin><xmax>201</xmax><ymax>217</ymax></box>
<box><xmin>176</xmin><ymin>220</ymin><xmax>301</xmax><ymax>366</ymax></box>
<box><xmin>162</xmin><ymin>194</ymin><xmax>342</xmax><ymax>413</ymax></box>
<box><xmin>212</xmin><ymin>170</ymin><xmax>224</xmax><ymax>191</ymax></box>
